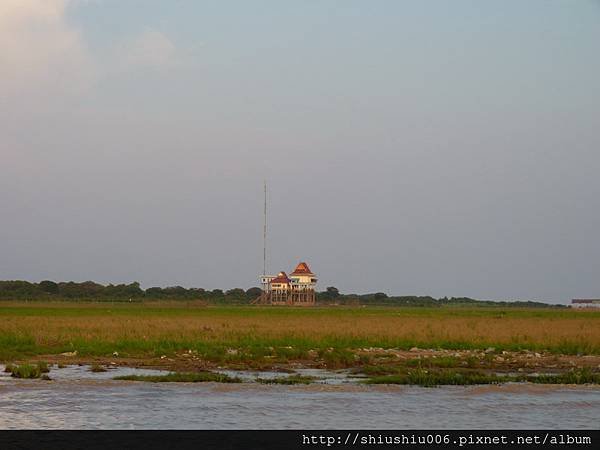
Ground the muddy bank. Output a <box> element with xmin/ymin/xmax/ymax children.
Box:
<box><xmin>23</xmin><ymin>347</ymin><xmax>600</xmax><ymax>376</ymax></box>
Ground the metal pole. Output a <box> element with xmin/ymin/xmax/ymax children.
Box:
<box><xmin>263</xmin><ymin>180</ymin><xmax>267</xmax><ymax>277</ymax></box>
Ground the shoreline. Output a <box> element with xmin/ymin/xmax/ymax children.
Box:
<box><xmin>13</xmin><ymin>347</ymin><xmax>600</xmax><ymax>378</ymax></box>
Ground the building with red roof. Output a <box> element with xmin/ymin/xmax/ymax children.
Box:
<box><xmin>256</xmin><ymin>262</ymin><xmax>317</xmax><ymax>306</ymax></box>
<box><xmin>290</xmin><ymin>262</ymin><xmax>314</xmax><ymax>276</ymax></box>
<box><xmin>270</xmin><ymin>272</ymin><xmax>291</xmax><ymax>288</ymax></box>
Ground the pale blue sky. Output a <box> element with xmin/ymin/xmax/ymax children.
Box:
<box><xmin>1</xmin><ymin>1</ymin><xmax>599</xmax><ymax>303</ymax></box>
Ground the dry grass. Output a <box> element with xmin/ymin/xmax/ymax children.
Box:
<box><xmin>0</xmin><ymin>303</ymin><xmax>599</xmax><ymax>362</ymax></box>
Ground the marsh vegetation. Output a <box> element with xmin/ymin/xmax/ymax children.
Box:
<box><xmin>0</xmin><ymin>303</ymin><xmax>598</xmax><ymax>386</ymax></box>
<box><xmin>4</xmin><ymin>362</ymin><xmax>50</xmax><ymax>379</ymax></box>
<box><xmin>364</xmin><ymin>368</ymin><xmax>600</xmax><ymax>386</ymax></box>
<box><xmin>256</xmin><ymin>374</ymin><xmax>315</xmax><ymax>385</ymax></box>
<box><xmin>114</xmin><ymin>371</ymin><xmax>240</xmax><ymax>383</ymax></box>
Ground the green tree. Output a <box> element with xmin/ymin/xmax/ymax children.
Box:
<box><xmin>39</xmin><ymin>280</ymin><xmax>59</xmax><ymax>294</ymax></box>
<box><xmin>162</xmin><ymin>286</ymin><xmax>188</xmax><ymax>297</ymax></box>
<box><xmin>325</xmin><ymin>286</ymin><xmax>340</xmax><ymax>298</ymax></box>
<box><xmin>145</xmin><ymin>287</ymin><xmax>164</xmax><ymax>298</ymax></box>
<box><xmin>245</xmin><ymin>287</ymin><xmax>262</xmax><ymax>299</ymax></box>
<box><xmin>225</xmin><ymin>288</ymin><xmax>246</xmax><ymax>297</ymax></box>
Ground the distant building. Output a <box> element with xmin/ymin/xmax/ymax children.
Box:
<box><xmin>255</xmin><ymin>262</ymin><xmax>317</xmax><ymax>306</ymax></box>
<box><xmin>571</xmin><ymin>299</ymin><xmax>600</xmax><ymax>309</ymax></box>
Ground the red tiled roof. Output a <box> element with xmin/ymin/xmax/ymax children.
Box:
<box><xmin>290</xmin><ymin>262</ymin><xmax>313</xmax><ymax>276</ymax></box>
<box><xmin>270</xmin><ymin>271</ymin><xmax>291</xmax><ymax>284</ymax></box>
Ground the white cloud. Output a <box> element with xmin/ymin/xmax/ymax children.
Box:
<box><xmin>0</xmin><ymin>0</ymin><xmax>67</xmax><ymax>21</ymax></box>
<box><xmin>0</xmin><ymin>0</ymin><xmax>179</xmax><ymax>101</ymax></box>
<box><xmin>113</xmin><ymin>29</ymin><xmax>178</xmax><ymax>71</ymax></box>
<box><xmin>0</xmin><ymin>0</ymin><xmax>96</xmax><ymax>99</ymax></box>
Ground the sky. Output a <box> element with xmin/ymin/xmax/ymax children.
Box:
<box><xmin>1</xmin><ymin>0</ymin><xmax>599</xmax><ymax>303</ymax></box>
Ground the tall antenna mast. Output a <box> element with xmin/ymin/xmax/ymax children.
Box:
<box><xmin>263</xmin><ymin>180</ymin><xmax>267</xmax><ymax>276</ymax></box>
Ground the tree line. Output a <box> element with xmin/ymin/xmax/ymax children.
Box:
<box><xmin>318</xmin><ymin>288</ymin><xmax>560</xmax><ymax>308</ymax></box>
<box><xmin>0</xmin><ymin>280</ymin><xmax>559</xmax><ymax>307</ymax></box>
<box><xmin>0</xmin><ymin>280</ymin><xmax>261</xmax><ymax>304</ymax></box>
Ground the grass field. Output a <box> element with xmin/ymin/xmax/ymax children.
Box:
<box><xmin>1</xmin><ymin>302</ymin><xmax>599</xmax><ymax>368</ymax></box>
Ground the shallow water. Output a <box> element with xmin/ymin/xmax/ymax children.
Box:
<box><xmin>217</xmin><ymin>368</ymin><xmax>363</xmax><ymax>384</ymax></box>
<box><xmin>1</xmin><ymin>365</ymin><xmax>599</xmax><ymax>429</ymax></box>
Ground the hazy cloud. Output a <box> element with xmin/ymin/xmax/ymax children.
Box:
<box><xmin>0</xmin><ymin>0</ymin><xmax>95</xmax><ymax>99</ymax></box>
<box><xmin>0</xmin><ymin>0</ymin><xmax>179</xmax><ymax>101</ymax></box>
<box><xmin>112</xmin><ymin>29</ymin><xmax>178</xmax><ymax>71</ymax></box>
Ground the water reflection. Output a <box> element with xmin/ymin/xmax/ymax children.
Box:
<box><xmin>0</xmin><ymin>364</ymin><xmax>599</xmax><ymax>429</ymax></box>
